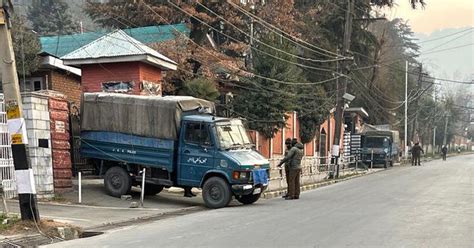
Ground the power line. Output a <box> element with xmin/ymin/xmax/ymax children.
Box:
<box><xmin>421</xmin><ymin>28</ymin><xmax>473</xmax><ymax>53</ymax></box>
<box><xmin>79</xmin><ymin>15</ymin><xmax>340</xmax><ymax>101</ymax></box>
<box><xmin>143</xmin><ymin>3</ymin><xmax>344</xmax><ymax>86</ymax></box>
<box><xmin>225</xmin><ymin>0</ymin><xmax>345</xmax><ymax>59</ymax></box>
<box><xmin>167</xmin><ymin>1</ymin><xmax>341</xmax><ymax>74</ymax></box>
<box><xmin>196</xmin><ymin>1</ymin><xmax>344</xmax><ymax>63</ymax></box>
<box><xmin>350</xmin><ymin>50</ymin><xmax>474</xmax><ymax>84</ymax></box>
<box><xmin>385</xmin><ymin>27</ymin><xmax>474</xmax><ymax>48</ymax></box>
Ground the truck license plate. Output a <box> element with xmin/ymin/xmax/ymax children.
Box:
<box><xmin>253</xmin><ymin>188</ymin><xmax>261</xmax><ymax>194</ymax></box>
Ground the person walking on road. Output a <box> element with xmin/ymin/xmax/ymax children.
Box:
<box><xmin>441</xmin><ymin>146</ymin><xmax>448</xmax><ymax>161</ymax></box>
<box><xmin>277</xmin><ymin>139</ymin><xmax>304</xmax><ymax>200</ymax></box>
<box><xmin>411</xmin><ymin>142</ymin><xmax>424</xmax><ymax>166</ymax></box>
<box><xmin>281</xmin><ymin>138</ymin><xmax>293</xmax><ymax>198</ymax></box>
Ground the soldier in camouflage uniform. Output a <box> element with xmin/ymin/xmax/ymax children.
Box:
<box><xmin>281</xmin><ymin>138</ymin><xmax>293</xmax><ymax>198</ymax></box>
<box><xmin>277</xmin><ymin>139</ymin><xmax>304</xmax><ymax>200</ymax></box>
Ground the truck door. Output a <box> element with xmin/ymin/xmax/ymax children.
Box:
<box><xmin>178</xmin><ymin>122</ymin><xmax>215</xmax><ymax>187</ymax></box>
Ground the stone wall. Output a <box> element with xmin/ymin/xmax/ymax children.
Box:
<box><xmin>22</xmin><ymin>92</ymin><xmax>54</xmax><ymax>199</ymax></box>
<box><xmin>48</xmin><ymin>94</ymin><xmax>73</xmax><ymax>193</ymax></box>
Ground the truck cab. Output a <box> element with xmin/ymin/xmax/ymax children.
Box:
<box><xmin>177</xmin><ymin>115</ymin><xmax>270</xmax><ymax>207</ymax></box>
<box><xmin>360</xmin><ymin>135</ymin><xmax>394</xmax><ymax>168</ymax></box>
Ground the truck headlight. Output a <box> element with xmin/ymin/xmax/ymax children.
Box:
<box><xmin>384</xmin><ymin>148</ymin><xmax>389</xmax><ymax>154</ymax></box>
<box><xmin>232</xmin><ymin>171</ymin><xmax>249</xmax><ymax>180</ymax></box>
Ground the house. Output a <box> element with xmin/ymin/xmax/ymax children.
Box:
<box><xmin>61</xmin><ymin>30</ymin><xmax>177</xmax><ymax>96</ymax></box>
<box><xmin>1</xmin><ymin>24</ymin><xmax>189</xmax><ymax>105</ymax></box>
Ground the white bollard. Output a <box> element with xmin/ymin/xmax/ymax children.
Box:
<box><xmin>78</xmin><ymin>172</ymin><xmax>82</xmax><ymax>204</ymax></box>
<box><xmin>140</xmin><ymin>168</ymin><xmax>146</xmax><ymax>207</ymax></box>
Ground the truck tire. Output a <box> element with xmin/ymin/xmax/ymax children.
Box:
<box><xmin>144</xmin><ymin>184</ymin><xmax>164</xmax><ymax>196</ymax></box>
<box><xmin>202</xmin><ymin>177</ymin><xmax>232</xmax><ymax>209</ymax></box>
<box><xmin>237</xmin><ymin>193</ymin><xmax>261</xmax><ymax>205</ymax></box>
<box><xmin>104</xmin><ymin>166</ymin><xmax>132</xmax><ymax>197</ymax></box>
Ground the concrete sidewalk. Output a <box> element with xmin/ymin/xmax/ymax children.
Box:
<box><xmin>6</xmin><ymin>180</ymin><xmax>207</xmax><ymax>230</ymax></box>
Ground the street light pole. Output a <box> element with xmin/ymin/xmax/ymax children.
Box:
<box><xmin>404</xmin><ymin>60</ymin><xmax>408</xmax><ymax>160</ymax></box>
<box><xmin>332</xmin><ymin>0</ymin><xmax>354</xmax><ymax>179</ymax></box>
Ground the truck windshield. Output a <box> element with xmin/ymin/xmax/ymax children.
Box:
<box><xmin>364</xmin><ymin>137</ymin><xmax>390</xmax><ymax>148</ymax></box>
<box><xmin>216</xmin><ymin>121</ymin><xmax>251</xmax><ymax>150</ymax></box>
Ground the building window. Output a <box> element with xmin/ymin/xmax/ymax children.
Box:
<box><xmin>20</xmin><ymin>77</ymin><xmax>45</xmax><ymax>92</ymax></box>
<box><xmin>101</xmin><ymin>81</ymin><xmax>134</xmax><ymax>93</ymax></box>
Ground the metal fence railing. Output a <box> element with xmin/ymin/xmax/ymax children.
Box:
<box><xmin>269</xmin><ymin>153</ymin><xmax>372</xmax><ymax>181</ymax></box>
<box><xmin>0</xmin><ymin>94</ymin><xmax>17</xmax><ymax>199</ymax></box>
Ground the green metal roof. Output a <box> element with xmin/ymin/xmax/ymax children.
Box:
<box><xmin>40</xmin><ymin>23</ymin><xmax>190</xmax><ymax>58</ymax></box>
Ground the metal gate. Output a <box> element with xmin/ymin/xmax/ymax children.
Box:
<box><xmin>69</xmin><ymin>103</ymin><xmax>90</xmax><ymax>176</ymax></box>
<box><xmin>0</xmin><ymin>94</ymin><xmax>17</xmax><ymax>199</ymax></box>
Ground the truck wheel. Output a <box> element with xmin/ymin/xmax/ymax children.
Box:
<box><xmin>144</xmin><ymin>184</ymin><xmax>164</xmax><ymax>196</ymax></box>
<box><xmin>202</xmin><ymin>177</ymin><xmax>232</xmax><ymax>209</ymax></box>
<box><xmin>384</xmin><ymin>161</ymin><xmax>388</xmax><ymax>169</ymax></box>
<box><xmin>104</xmin><ymin>166</ymin><xmax>132</xmax><ymax>197</ymax></box>
<box><xmin>237</xmin><ymin>193</ymin><xmax>261</xmax><ymax>205</ymax></box>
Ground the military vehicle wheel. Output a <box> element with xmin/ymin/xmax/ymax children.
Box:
<box><xmin>144</xmin><ymin>184</ymin><xmax>164</xmax><ymax>196</ymax></box>
<box><xmin>237</xmin><ymin>193</ymin><xmax>261</xmax><ymax>205</ymax></box>
<box><xmin>202</xmin><ymin>177</ymin><xmax>232</xmax><ymax>209</ymax></box>
<box><xmin>104</xmin><ymin>166</ymin><xmax>132</xmax><ymax>197</ymax></box>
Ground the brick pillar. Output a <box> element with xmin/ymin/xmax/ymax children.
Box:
<box><xmin>22</xmin><ymin>92</ymin><xmax>54</xmax><ymax>199</ymax></box>
<box><xmin>48</xmin><ymin>94</ymin><xmax>72</xmax><ymax>192</ymax></box>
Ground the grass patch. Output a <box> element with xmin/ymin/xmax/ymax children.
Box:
<box><xmin>0</xmin><ymin>213</ymin><xmax>20</xmax><ymax>232</ymax></box>
<box><xmin>52</xmin><ymin>194</ymin><xmax>67</xmax><ymax>202</ymax></box>
<box><xmin>0</xmin><ymin>214</ymin><xmax>82</xmax><ymax>238</ymax></box>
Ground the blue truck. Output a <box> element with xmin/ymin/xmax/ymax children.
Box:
<box><xmin>80</xmin><ymin>93</ymin><xmax>270</xmax><ymax>208</ymax></box>
<box><xmin>360</xmin><ymin>130</ymin><xmax>399</xmax><ymax>168</ymax></box>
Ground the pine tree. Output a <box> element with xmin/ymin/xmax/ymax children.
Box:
<box><xmin>181</xmin><ymin>77</ymin><xmax>219</xmax><ymax>101</ymax></box>
<box><xmin>11</xmin><ymin>15</ymin><xmax>41</xmax><ymax>77</ymax></box>
<box><xmin>231</xmin><ymin>34</ymin><xmax>304</xmax><ymax>138</ymax></box>
<box><xmin>28</xmin><ymin>0</ymin><xmax>77</xmax><ymax>36</ymax></box>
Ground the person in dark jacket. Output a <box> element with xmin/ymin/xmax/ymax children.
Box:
<box><xmin>441</xmin><ymin>146</ymin><xmax>448</xmax><ymax>161</ymax></box>
<box><xmin>281</xmin><ymin>138</ymin><xmax>293</xmax><ymax>198</ymax></box>
<box><xmin>411</xmin><ymin>142</ymin><xmax>424</xmax><ymax>166</ymax></box>
<box><xmin>277</xmin><ymin>139</ymin><xmax>304</xmax><ymax>200</ymax></box>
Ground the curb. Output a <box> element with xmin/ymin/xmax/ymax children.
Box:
<box><xmin>0</xmin><ymin>206</ymin><xmax>205</xmax><ymax>247</ymax></box>
<box><xmin>262</xmin><ymin>169</ymin><xmax>384</xmax><ymax>199</ymax></box>
<box><xmin>84</xmin><ymin>206</ymin><xmax>204</xmax><ymax>232</ymax></box>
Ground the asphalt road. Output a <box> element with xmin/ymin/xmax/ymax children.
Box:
<box><xmin>45</xmin><ymin>154</ymin><xmax>474</xmax><ymax>248</ymax></box>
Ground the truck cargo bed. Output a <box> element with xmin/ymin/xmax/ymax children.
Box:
<box><xmin>81</xmin><ymin>131</ymin><xmax>175</xmax><ymax>172</ymax></box>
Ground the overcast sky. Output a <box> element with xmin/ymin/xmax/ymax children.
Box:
<box><xmin>382</xmin><ymin>0</ymin><xmax>473</xmax><ymax>84</ymax></box>
<box><xmin>384</xmin><ymin>0</ymin><xmax>474</xmax><ymax>34</ymax></box>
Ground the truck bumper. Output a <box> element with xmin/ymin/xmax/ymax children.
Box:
<box><xmin>232</xmin><ymin>183</ymin><xmax>268</xmax><ymax>196</ymax></box>
<box><xmin>362</xmin><ymin>159</ymin><xmax>388</xmax><ymax>165</ymax></box>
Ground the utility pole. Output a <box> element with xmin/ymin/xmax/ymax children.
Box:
<box><xmin>433</xmin><ymin>126</ymin><xmax>436</xmax><ymax>155</ymax></box>
<box><xmin>333</xmin><ymin>0</ymin><xmax>354</xmax><ymax>178</ymax></box>
<box><xmin>0</xmin><ymin>0</ymin><xmax>39</xmax><ymax>221</ymax></box>
<box><xmin>404</xmin><ymin>60</ymin><xmax>408</xmax><ymax>160</ymax></box>
<box><xmin>443</xmin><ymin>112</ymin><xmax>450</xmax><ymax>147</ymax></box>
<box><xmin>412</xmin><ymin>64</ymin><xmax>423</xmax><ymax>143</ymax></box>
